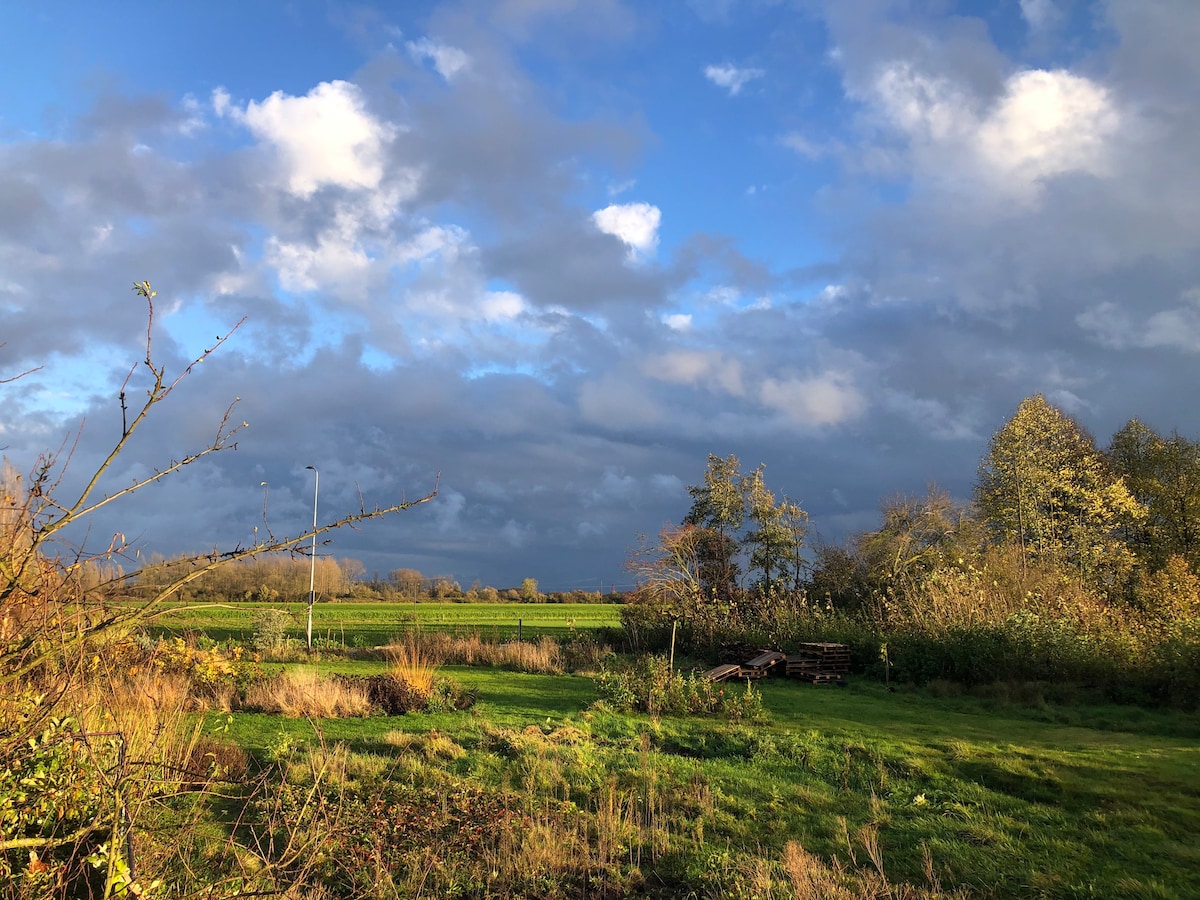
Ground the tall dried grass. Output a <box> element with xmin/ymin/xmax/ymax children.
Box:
<box><xmin>383</xmin><ymin>636</ymin><xmax>441</xmax><ymax>693</ymax></box>
<box><xmin>76</xmin><ymin>668</ymin><xmax>204</xmax><ymax>788</ymax></box>
<box><xmin>383</xmin><ymin>632</ymin><xmax>564</xmax><ymax>674</ymax></box>
<box><xmin>782</xmin><ymin>840</ymin><xmax>856</xmax><ymax>899</ymax></box>
<box><xmin>244</xmin><ymin>670</ymin><xmax>373</xmax><ymax>718</ymax></box>
<box><xmin>781</xmin><ymin>823</ymin><xmax>973</xmax><ymax>900</ymax></box>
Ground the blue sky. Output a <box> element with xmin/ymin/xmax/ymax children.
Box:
<box><xmin>3</xmin><ymin>1</ymin><xmax>1199</xmax><ymax>591</ymax></box>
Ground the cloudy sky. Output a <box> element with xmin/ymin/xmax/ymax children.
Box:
<box><xmin>2</xmin><ymin>0</ymin><xmax>1198</xmax><ymax>591</ymax></box>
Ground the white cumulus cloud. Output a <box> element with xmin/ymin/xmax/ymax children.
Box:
<box><xmin>216</xmin><ymin>80</ymin><xmax>396</xmax><ymax>197</ymax></box>
<box><xmin>592</xmin><ymin>202</ymin><xmax>661</xmax><ymax>259</ymax></box>
<box><xmin>662</xmin><ymin>313</ymin><xmax>692</xmax><ymax>331</ymax></box>
<box><xmin>407</xmin><ymin>37</ymin><xmax>472</xmax><ymax>80</ymax></box>
<box><xmin>481</xmin><ymin>290</ymin><xmax>526</xmax><ymax>320</ymax></box>
<box><xmin>760</xmin><ymin>371</ymin><xmax>866</xmax><ymax>428</ymax></box>
<box><xmin>872</xmin><ymin>62</ymin><xmax>975</xmax><ymax>144</ymax></box>
<box><xmin>975</xmin><ymin>69</ymin><xmax>1119</xmax><ymax>190</ymax></box>
<box><xmin>644</xmin><ymin>349</ymin><xmax>744</xmax><ymax>396</ymax></box>
<box><xmin>869</xmin><ymin>62</ymin><xmax>1120</xmax><ymax>204</ymax></box>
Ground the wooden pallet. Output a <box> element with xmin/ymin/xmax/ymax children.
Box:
<box><xmin>702</xmin><ymin>663</ymin><xmax>742</xmax><ymax>682</ymax></box>
<box><xmin>741</xmin><ymin>650</ymin><xmax>786</xmax><ymax>679</ymax></box>
<box><xmin>801</xmin><ymin>671</ymin><xmax>846</xmax><ymax>685</ymax></box>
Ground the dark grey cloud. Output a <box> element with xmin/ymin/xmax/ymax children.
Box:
<box><xmin>6</xmin><ymin>1</ymin><xmax>1200</xmax><ymax>593</ymax></box>
<box><xmin>484</xmin><ymin>223</ymin><xmax>671</xmax><ymax>311</ymax></box>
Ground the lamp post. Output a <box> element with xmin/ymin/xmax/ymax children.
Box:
<box><xmin>259</xmin><ymin>482</ymin><xmax>269</xmax><ymax>538</ymax></box>
<box><xmin>305</xmin><ymin>465</ymin><xmax>318</xmax><ymax>652</ymax></box>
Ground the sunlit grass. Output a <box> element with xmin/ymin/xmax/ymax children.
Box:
<box><xmin>383</xmin><ymin>635</ymin><xmax>440</xmax><ymax>694</ymax></box>
<box><xmin>242</xmin><ymin>668</ymin><xmax>373</xmax><ymax>718</ymax></box>
<box><xmin>145</xmin><ymin>600</ymin><xmax>622</xmax><ymax>645</ymax></box>
<box><xmin>206</xmin><ymin>669</ymin><xmax>1200</xmax><ymax>897</ymax></box>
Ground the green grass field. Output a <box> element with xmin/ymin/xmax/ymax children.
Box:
<box><xmin>148</xmin><ymin>600</ymin><xmax>622</xmax><ymax>645</ymax></box>
<box><xmin>160</xmin><ymin>600</ymin><xmax>1200</xmax><ymax>896</ymax></box>
<box><xmin>210</xmin><ymin>660</ymin><xmax>1200</xmax><ymax>898</ymax></box>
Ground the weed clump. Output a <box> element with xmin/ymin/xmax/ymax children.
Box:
<box><xmin>593</xmin><ymin>654</ymin><xmax>765</xmax><ymax>721</ymax></box>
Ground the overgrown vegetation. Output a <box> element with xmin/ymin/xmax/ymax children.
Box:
<box><xmin>593</xmin><ymin>653</ymin><xmax>765</xmax><ymax>720</ymax></box>
<box><xmin>626</xmin><ymin>398</ymin><xmax>1200</xmax><ymax>707</ymax></box>
<box><xmin>203</xmin><ymin>669</ymin><xmax>1199</xmax><ymax>899</ymax></box>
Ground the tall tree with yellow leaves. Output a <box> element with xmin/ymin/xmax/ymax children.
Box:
<box><xmin>976</xmin><ymin>394</ymin><xmax>1144</xmax><ymax>590</ymax></box>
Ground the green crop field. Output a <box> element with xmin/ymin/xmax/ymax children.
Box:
<box><xmin>147</xmin><ymin>600</ymin><xmax>622</xmax><ymax>645</ymax></box>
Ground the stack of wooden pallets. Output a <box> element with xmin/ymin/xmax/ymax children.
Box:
<box><xmin>702</xmin><ymin>644</ymin><xmax>851</xmax><ymax>685</ymax></box>
<box><xmin>784</xmin><ymin>642</ymin><xmax>850</xmax><ymax>684</ymax></box>
<box><xmin>740</xmin><ymin>650</ymin><xmax>786</xmax><ymax>680</ymax></box>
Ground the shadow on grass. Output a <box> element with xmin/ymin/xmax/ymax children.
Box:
<box><xmin>457</xmin><ymin>669</ymin><xmax>597</xmax><ymax>722</ymax></box>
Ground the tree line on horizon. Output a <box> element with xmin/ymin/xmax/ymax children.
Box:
<box><xmin>131</xmin><ymin>552</ymin><xmax>616</xmax><ymax>605</ymax></box>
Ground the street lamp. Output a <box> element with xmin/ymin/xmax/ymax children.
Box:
<box><xmin>259</xmin><ymin>482</ymin><xmax>269</xmax><ymax>538</ymax></box>
<box><xmin>305</xmin><ymin>465</ymin><xmax>318</xmax><ymax>652</ymax></box>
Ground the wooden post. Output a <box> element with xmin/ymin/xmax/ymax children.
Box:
<box><xmin>669</xmin><ymin>620</ymin><xmax>677</xmax><ymax>670</ymax></box>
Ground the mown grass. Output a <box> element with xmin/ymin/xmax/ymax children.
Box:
<box><xmin>206</xmin><ymin>666</ymin><xmax>1200</xmax><ymax>898</ymax></box>
<box><xmin>146</xmin><ymin>600</ymin><xmax>622</xmax><ymax>645</ymax></box>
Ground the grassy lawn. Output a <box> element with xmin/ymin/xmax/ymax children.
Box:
<box><xmin>210</xmin><ymin>665</ymin><xmax>1200</xmax><ymax>898</ymax></box>
<box><xmin>148</xmin><ymin>600</ymin><xmax>622</xmax><ymax>645</ymax></box>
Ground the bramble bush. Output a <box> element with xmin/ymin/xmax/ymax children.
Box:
<box><xmin>0</xmin><ymin>702</ymin><xmax>105</xmax><ymax>890</ymax></box>
<box><xmin>130</xmin><ymin>636</ymin><xmax>268</xmax><ymax>708</ymax></box>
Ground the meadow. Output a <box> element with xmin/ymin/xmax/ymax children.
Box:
<box><xmin>157</xmin><ymin>603</ymin><xmax>1200</xmax><ymax>900</ymax></box>
<box><xmin>9</xmin><ymin>595</ymin><xmax>1200</xmax><ymax>898</ymax></box>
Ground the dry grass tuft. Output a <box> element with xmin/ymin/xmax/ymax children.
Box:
<box><xmin>383</xmin><ymin>728</ymin><xmax>466</xmax><ymax>761</ymax></box>
<box><xmin>383</xmin><ymin>631</ymin><xmax>565</xmax><ymax>674</ymax></box>
<box><xmin>188</xmin><ymin>734</ymin><xmax>252</xmax><ymax>784</ymax></box>
<box><xmin>243</xmin><ymin>669</ymin><xmax>373</xmax><ymax>718</ymax></box>
<box><xmin>782</xmin><ymin>840</ymin><xmax>855</xmax><ymax>900</ymax></box>
<box><xmin>384</xmin><ymin>637</ymin><xmax>441</xmax><ymax>693</ymax></box>
<box><xmin>77</xmin><ymin>669</ymin><xmax>202</xmax><ymax>783</ymax></box>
